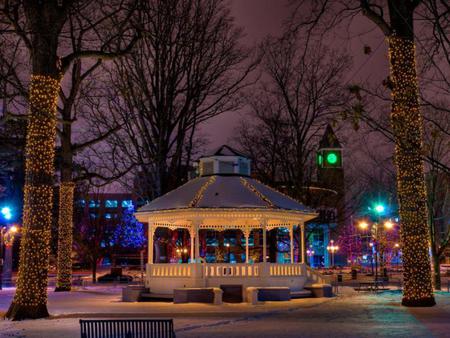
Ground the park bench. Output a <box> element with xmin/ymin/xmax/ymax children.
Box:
<box><xmin>79</xmin><ymin>319</ymin><xmax>176</xmax><ymax>338</ymax></box>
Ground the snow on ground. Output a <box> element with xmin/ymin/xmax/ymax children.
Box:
<box><xmin>0</xmin><ymin>286</ymin><xmax>449</xmax><ymax>337</ymax></box>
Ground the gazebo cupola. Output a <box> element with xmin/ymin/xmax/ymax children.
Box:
<box><xmin>199</xmin><ymin>145</ymin><xmax>251</xmax><ymax>177</ymax></box>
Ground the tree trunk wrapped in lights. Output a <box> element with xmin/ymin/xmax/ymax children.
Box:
<box><xmin>6</xmin><ymin>75</ymin><xmax>60</xmax><ymax>319</ymax></box>
<box><xmin>388</xmin><ymin>36</ymin><xmax>435</xmax><ymax>307</ymax></box>
<box><xmin>55</xmin><ymin>182</ymin><xmax>75</xmax><ymax>292</ymax></box>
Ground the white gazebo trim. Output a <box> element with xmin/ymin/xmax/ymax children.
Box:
<box><xmin>141</xmin><ymin>207</ymin><xmax>317</xmax><ymax>266</ymax></box>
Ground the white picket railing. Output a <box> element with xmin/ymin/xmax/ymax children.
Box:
<box><xmin>147</xmin><ymin>263</ymin><xmax>195</xmax><ymax>277</ymax></box>
<box><xmin>147</xmin><ymin>262</ymin><xmax>311</xmax><ymax>279</ymax></box>
<box><xmin>204</xmin><ymin>263</ymin><xmax>260</xmax><ymax>278</ymax></box>
<box><xmin>269</xmin><ymin>263</ymin><xmax>303</xmax><ymax>276</ymax></box>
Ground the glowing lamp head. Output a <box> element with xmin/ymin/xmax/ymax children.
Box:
<box><xmin>394</xmin><ymin>243</ymin><xmax>400</xmax><ymax>248</ymax></box>
<box><xmin>1</xmin><ymin>206</ymin><xmax>12</xmax><ymax>220</ymax></box>
<box><xmin>358</xmin><ymin>221</ymin><xmax>369</xmax><ymax>230</ymax></box>
<box><xmin>384</xmin><ymin>221</ymin><xmax>394</xmax><ymax>230</ymax></box>
<box><xmin>9</xmin><ymin>225</ymin><xmax>18</xmax><ymax>233</ymax></box>
<box><xmin>374</xmin><ymin>204</ymin><xmax>385</xmax><ymax>214</ymax></box>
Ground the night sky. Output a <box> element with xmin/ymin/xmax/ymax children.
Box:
<box><xmin>204</xmin><ymin>0</ymin><xmax>389</xmax><ymax>149</ymax></box>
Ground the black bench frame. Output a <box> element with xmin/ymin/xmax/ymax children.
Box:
<box><xmin>80</xmin><ymin>319</ymin><xmax>176</xmax><ymax>338</ymax></box>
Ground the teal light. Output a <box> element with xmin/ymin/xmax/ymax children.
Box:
<box><xmin>326</xmin><ymin>152</ymin><xmax>338</xmax><ymax>164</ymax></box>
<box><xmin>374</xmin><ymin>204</ymin><xmax>385</xmax><ymax>214</ymax></box>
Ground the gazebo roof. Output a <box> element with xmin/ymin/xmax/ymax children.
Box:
<box><xmin>137</xmin><ymin>175</ymin><xmax>313</xmax><ymax>213</ymax></box>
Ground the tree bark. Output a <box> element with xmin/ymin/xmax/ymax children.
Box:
<box><xmin>6</xmin><ymin>73</ymin><xmax>60</xmax><ymax>319</ymax></box>
<box><xmin>432</xmin><ymin>250</ymin><xmax>441</xmax><ymax>290</ymax></box>
<box><xmin>388</xmin><ymin>33</ymin><xmax>435</xmax><ymax>306</ymax></box>
<box><xmin>55</xmin><ymin>182</ymin><xmax>75</xmax><ymax>291</ymax></box>
<box><xmin>55</xmin><ymin>105</ymin><xmax>75</xmax><ymax>292</ymax></box>
<box><xmin>5</xmin><ymin>0</ymin><xmax>66</xmax><ymax>320</ymax></box>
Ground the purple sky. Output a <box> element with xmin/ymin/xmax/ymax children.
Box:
<box><xmin>203</xmin><ymin>0</ymin><xmax>389</xmax><ymax>149</ymax></box>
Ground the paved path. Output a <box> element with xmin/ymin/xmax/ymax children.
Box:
<box><xmin>0</xmin><ymin>287</ymin><xmax>449</xmax><ymax>337</ymax></box>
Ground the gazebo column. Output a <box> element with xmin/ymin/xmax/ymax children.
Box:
<box><xmin>194</xmin><ymin>223</ymin><xmax>200</xmax><ymax>261</ymax></box>
<box><xmin>289</xmin><ymin>225</ymin><xmax>294</xmax><ymax>264</ymax></box>
<box><xmin>300</xmin><ymin>222</ymin><xmax>305</xmax><ymax>264</ymax></box>
<box><xmin>189</xmin><ymin>227</ymin><xmax>195</xmax><ymax>263</ymax></box>
<box><xmin>262</xmin><ymin>220</ymin><xmax>267</xmax><ymax>263</ymax></box>
<box><xmin>244</xmin><ymin>229</ymin><xmax>250</xmax><ymax>263</ymax></box>
<box><xmin>148</xmin><ymin>222</ymin><xmax>154</xmax><ymax>264</ymax></box>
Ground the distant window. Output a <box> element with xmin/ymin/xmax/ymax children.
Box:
<box><xmin>77</xmin><ymin>200</ymin><xmax>86</xmax><ymax>207</ymax></box>
<box><xmin>105</xmin><ymin>213</ymin><xmax>112</xmax><ymax>219</ymax></box>
<box><xmin>89</xmin><ymin>200</ymin><xmax>100</xmax><ymax>208</ymax></box>
<box><xmin>201</xmin><ymin>161</ymin><xmax>214</xmax><ymax>175</ymax></box>
<box><xmin>89</xmin><ymin>213</ymin><xmax>97</xmax><ymax>219</ymax></box>
<box><xmin>219</xmin><ymin>161</ymin><xmax>234</xmax><ymax>174</ymax></box>
<box><xmin>105</xmin><ymin>200</ymin><xmax>118</xmax><ymax>208</ymax></box>
<box><xmin>121</xmin><ymin>200</ymin><xmax>133</xmax><ymax>208</ymax></box>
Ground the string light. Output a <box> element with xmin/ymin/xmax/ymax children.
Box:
<box><xmin>6</xmin><ymin>75</ymin><xmax>60</xmax><ymax>319</ymax></box>
<box><xmin>240</xmin><ymin>178</ymin><xmax>275</xmax><ymax>208</ymax></box>
<box><xmin>55</xmin><ymin>182</ymin><xmax>75</xmax><ymax>292</ymax></box>
<box><xmin>188</xmin><ymin>176</ymin><xmax>216</xmax><ymax>208</ymax></box>
<box><xmin>388</xmin><ymin>36</ymin><xmax>435</xmax><ymax>307</ymax></box>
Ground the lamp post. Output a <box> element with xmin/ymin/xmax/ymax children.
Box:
<box><xmin>357</xmin><ymin>219</ymin><xmax>396</xmax><ymax>280</ymax></box>
<box><xmin>326</xmin><ymin>240</ymin><xmax>339</xmax><ymax>267</ymax></box>
<box><xmin>306</xmin><ymin>248</ymin><xmax>315</xmax><ymax>267</ymax></box>
<box><xmin>225</xmin><ymin>243</ymin><xmax>231</xmax><ymax>263</ymax></box>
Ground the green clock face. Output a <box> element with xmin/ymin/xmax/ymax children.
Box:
<box><xmin>326</xmin><ymin>152</ymin><xmax>338</xmax><ymax>164</ymax></box>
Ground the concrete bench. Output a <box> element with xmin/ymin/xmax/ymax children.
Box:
<box><xmin>174</xmin><ymin>287</ymin><xmax>223</xmax><ymax>304</ymax></box>
<box><xmin>304</xmin><ymin>283</ymin><xmax>333</xmax><ymax>297</ymax></box>
<box><xmin>291</xmin><ymin>289</ymin><xmax>313</xmax><ymax>299</ymax></box>
<box><xmin>246</xmin><ymin>287</ymin><xmax>291</xmax><ymax>304</ymax></box>
<box><xmin>122</xmin><ymin>285</ymin><xmax>147</xmax><ymax>302</ymax></box>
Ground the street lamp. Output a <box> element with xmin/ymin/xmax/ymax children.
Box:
<box><xmin>225</xmin><ymin>243</ymin><xmax>231</xmax><ymax>262</ymax></box>
<box><xmin>358</xmin><ymin>221</ymin><xmax>369</xmax><ymax>230</ymax></box>
<box><xmin>356</xmin><ymin>219</ymin><xmax>396</xmax><ymax>280</ymax></box>
<box><xmin>374</xmin><ymin>204</ymin><xmax>385</xmax><ymax>214</ymax></box>
<box><xmin>384</xmin><ymin>221</ymin><xmax>394</xmax><ymax>230</ymax></box>
<box><xmin>306</xmin><ymin>248</ymin><xmax>315</xmax><ymax>266</ymax></box>
<box><xmin>326</xmin><ymin>240</ymin><xmax>339</xmax><ymax>267</ymax></box>
<box><xmin>1</xmin><ymin>207</ymin><xmax>12</xmax><ymax>221</ymax></box>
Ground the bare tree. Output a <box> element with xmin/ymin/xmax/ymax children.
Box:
<box><xmin>424</xmin><ymin>110</ymin><xmax>450</xmax><ymax>290</ymax></box>
<box><xmin>0</xmin><ymin>0</ymin><xmax>140</xmax><ymax>320</ymax></box>
<box><xmin>237</xmin><ymin>30</ymin><xmax>352</xmax><ymax>200</ymax></box>
<box><xmin>291</xmin><ymin>0</ymin><xmax>435</xmax><ymax>307</ymax></box>
<box><xmin>92</xmin><ymin>0</ymin><xmax>258</xmax><ymax>201</ymax></box>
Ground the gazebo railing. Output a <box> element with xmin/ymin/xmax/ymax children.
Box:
<box><xmin>147</xmin><ymin>262</ymin><xmax>309</xmax><ymax>279</ymax></box>
<box><xmin>147</xmin><ymin>263</ymin><xmax>197</xmax><ymax>278</ymax></box>
<box><xmin>269</xmin><ymin>263</ymin><xmax>303</xmax><ymax>276</ymax></box>
<box><xmin>204</xmin><ymin>263</ymin><xmax>260</xmax><ymax>278</ymax></box>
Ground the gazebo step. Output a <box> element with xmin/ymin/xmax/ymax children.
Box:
<box><xmin>140</xmin><ymin>292</ymin><xmax>173</xmax><ymax>301</ymax></box>
<box><xmin>290</xmin><ymin>289</ymin><xmax>312</xmax><ymax>299</ymax></box>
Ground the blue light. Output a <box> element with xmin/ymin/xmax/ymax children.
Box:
<box><xmin>1</xmin><ymin>207</ymin><xmax>12</xmax><ymax>220</ymax></box>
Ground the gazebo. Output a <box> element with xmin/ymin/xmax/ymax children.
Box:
<box><xmin>135</xmin><ymin>146</ymin><xmax>322</xmax><ymax>296</ymax></box>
